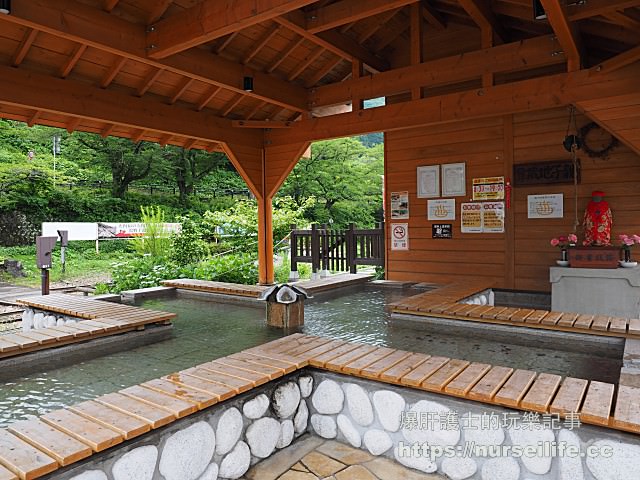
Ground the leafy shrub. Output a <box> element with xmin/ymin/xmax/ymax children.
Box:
<box><xmin>170</xmin><ymin>216</ymin><xmax>209</xmax><ymax>265</ymax></box>
<box><xmin>192</xmin><ymin>253</ymin><xmax>258</xmax><ymax>285</ymax></box>
<box><xmin>110</xmin><ymin>256</ymin><xmax>184</xmax><ymax>292</ymax></box>
<box><xmin>0</xmin><ymin>212</ymin><xmax>39</xmax><ymax>246</ymax></box>
<box><xmin>131</xmin><ymin>206</ymin><xmax>170</xmax><ymax>257</ymax></box>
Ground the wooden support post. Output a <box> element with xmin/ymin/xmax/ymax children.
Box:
<box><xmin>352</xmin><ymin>60</ymin><xmax>364</xmax><ymax>112</ymax></box>
<box><xmin>347</xmin><ymin>223</ymin><xmax>357</xmax><ymax>274</ymax></box>
<box><xmin>481</xmin><ymin>27</ymin><xmax>494</xmax><ymax>87</ymax></box>
<box><xmin>257</xmin><ymin>194</ymin><xmax>275</xmax><ymax>285</ymax></box>
<box><xmin>503</xmin><ymin>115</ymin><xmax>515</xmax><ymax>289</ymax></box>
<box><xmin>311</xmin><ymin>224</ymin><xmax>320</xmax><ymax>278</ymax></box>
<box><xmin>410</xmin><ymin>2</ymin><xmax>423</xmax><ymax>100</ymax></box>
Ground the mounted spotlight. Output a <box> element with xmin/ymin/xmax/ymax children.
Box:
<box><xmin>243</xmin><ymin>76</ymin><xmax>254</xmax><ymax>92</ymax></box>
<box><xmin>0</xmin><ymin>0</ymin><xmax>11</xmax><ymax>14</ymax></box>
<box><xmin>533</xmin><ymin>0</ymin><xmax>546</xmax><ymax>20</ymax></box>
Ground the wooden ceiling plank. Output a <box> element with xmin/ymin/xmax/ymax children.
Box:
<box><xmin>339</xmin><ymin>22</ymin><xmax>356</xmax><ymax>34</ymax></box>
<box><xmin>457</xmin><ymin>0</ymin><xmax>506</xmax><ymax>43</ymax></box>
<box><xmin>197</xmin><ymin>86</ymin><xmax>222</xmax><ymax>111</ymax></box>
<box><xmin>539</xmin><ymin>0</ymin><xmax>582</xmax><ymax>71</ymax></box>
<box><xmin>602</xmin><ymin>11</ymin><xmax>640</xmax><ymax>30</ymax></box>
<box><xmin>146</xmin><ymin>0</ymin><xmax>173</xmax><ymax>24</ymax></box>
<box><xmin>221</xmin><ymin>95</ymin><xmax>245</xmax><ymax>117</ymax></box>
<box><xmin>147</xmin><ymin>0</ymin><xmax>318</xmax><ymax>59</ymax></box>
<box><xmin>214</xmin><ymin>32</ymin><xmax>240</xmax><ymax>54</ymax></box>
<box><xmin>100</xmin><ymin>123</ymin><xmax>116</xmax><ymax>138</ymax></box>
<box><xmin>232</xmin><ymin>119</ymin><xmax>293</xmax><ymax>128</ymax></box>
<box><xmin>169</xmin><ymin>78</ymin><xmax>195</xmax><ymax>105</ymax></box>
<box><xmin>594</xmin><ymin>44</ymin><xmax>640</xmax><ymax>74</ymax></box>
<box><xmin>422</xmin><ymin>0</ymin><xmax>446</xmax><ymax>30</ymax></box>
<box><xmin>103</xmin><ymin>0</ymin><xmax>119</xmax><ymax>13</ymax></box>
<box><xmin>132</xmin><ymin>129</ymin><xmax>146</xmax><ymax>143</ymax></box>
<box><xmin>27</xmin><ymin>110</ymin><xmax>41</xmax><ymax>127</ymax></box>
<box><xmin>7</xmin><ymin>0</ymin><xmax>308</xmax><ymax>112</ymax></box>
<box><xmin>0</xmin><ymin>63</ymin><xmax>260</xmax><ymax>146</ymax></box>
<box><xmin>373</xmin><ymin>23</ymin><xmax>408</xmax><ymax>52</ymax></box>
<box><xmin>59</xmin><ymin>44</ymin><xmax>87</xmax><ymax>78</ymax></box>
<box><xmin>305</xmin><ymin>56</ymin><xmax>343</xmax><ymax>87</ymax></box>
<box><xmin>12</xmin><ymin>28</ymin><xmax>39</xmax><ymax>67</ymax></box>
<box><xmin>183</xmin><ymin>138</ymin><xmax>197</xmax><ymax>150</ymax></box>
<box><xmin>567</xmin><ymin>0</ymin><xmax>640</xmax><ymax>21</ymax></box>
<box><xmin>99</xmin><ymin>56</ymin><xmax>127</xmax><ymax>88</ymax></box>
<box><xmin>306</xmin><ymin>0</ymin><xmax>418</xmax><ymax>34</ymax></box>
<box><xmin>245</xmin><ymin>101</ymin><xmax>267</xmax><ymax>120</ymax></box>
<box><xmin>137</xmin><ymin>68</ymin><xmax>164</xmax><ymax>97</ymax></box>
<box><xmin>358</xmin><ymin>8</ymin><xmax>401</xmax><ymax>43</ymax></box>
<box><xmin>159</xmin><ymin>134</ymin><xmax>172</xmax><ymax>147</ymax></box>
<box><xmin>288</xmin><ymin>46</ymin><xmax>325</xmax><ymax>81</ymax></box>
<box><xmin>244</xmin><ymin>24</ymin><xmax>282</xmax><ymax>65</ymax></box>
<box><xmin>267</xmin><ymin>36</ymin><xmax>306</xmax><ymax>73</ymax></box>
<box><xmin>65</xmin><ymin>117</ymin><xmax>82</xmax><ymax>133</ymax></box>
<box><xmin>313</xmin><ymin>34</ymin><xmax>565</xmax><ymax>108</ymax></box>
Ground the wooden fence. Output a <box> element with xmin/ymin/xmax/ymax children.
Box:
<box><xmin>289</xmin><ymin>223</ymin><xmax>385</xmax><ymax>277</ymax></box>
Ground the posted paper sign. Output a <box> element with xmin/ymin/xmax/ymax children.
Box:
<box><xmin>427</xmin><ymin>199</ymin><xmax>456</xmax><ymax>221</ymax></box>
<box><xmin>528</xmin><ymin>194</ymin><xmax>564</xmax><ymax>218</ymax></box>
<box><xmin>461</xmin><ymin>203</ymin><xmax>483</xmax><ymax>233</ymax></box>
<box><xmin>390</xmin><ymin>191</ymin><xmax>409</xmax><ymax>219</ymax></box>
<box><xmin>472</xmin><ymin>176</ymin><xmax>505</xmax><ymax>201</ymax></box>
<box><xmin>391</xmin><ymin>223</ymin><xmax>409</xmax><ymax>250</ymax></box>
<box><xmin>482</xmin><ymin>202</ymin><xmax>505</xmax><ymax>233</ymax></box>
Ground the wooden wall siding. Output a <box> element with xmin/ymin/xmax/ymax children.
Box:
<box><xmin>385</xmin><ymin>108</ymin><xmax>640</xmax><ymax>292</ymax></box>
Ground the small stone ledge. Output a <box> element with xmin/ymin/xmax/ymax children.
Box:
<box><xmin>120</xmin><ymin>286</ymin><xmax>176</xmax><ymax>303</ymax></box>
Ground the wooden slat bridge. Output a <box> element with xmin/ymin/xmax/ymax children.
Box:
<box><xmin>0</xmin><ymin>332</ymin><xmax>638</xmax><ymax>480</ymax></box>
<box><xmin>389</xmin><ymin>281</ymin><xmax>640</xmax><ymax>339</ymax></box>
<box><xmin>0</xmin><ymin>295</ymin><xmax>176</xmax><ymax>360</ymax></box>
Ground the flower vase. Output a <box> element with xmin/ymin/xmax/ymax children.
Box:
<box><xmin>620</xmin><ymin>248</ymin><xmax>637</xmax><ymax>267</ymax></box>
<box><xmin>556</xmin><ymin>249</ymin><xmax>569</xmax><ymax>267</ymax></box>
<box><xmin>624</xmin><ymin>248</ymin><xmax>632</xmax><ymax>263</ymax></box>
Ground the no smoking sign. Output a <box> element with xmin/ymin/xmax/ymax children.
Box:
<box><xmin>391</xmin><ymin>223</ymin><xmax>409</xmax><ymax>250</ymax></box>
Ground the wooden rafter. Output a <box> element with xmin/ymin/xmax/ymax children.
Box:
<box><xmin>6</xmin><ymin>0</ymin><xmax>308</xmax><ymax>112</ymax></box>
<box><xmin>159</xmin><ymin>134</ymin><xmax>172</xmax><ymax>147</ymax></box>
<box><xmin>137</xmin><ymin>68</ymin><xmax>164</xmax><ymax>97</ymax></box>
<box><xmin>146</xmin><ymin>0</ymin><xmax>173</xmax><ymax>24</ymax></box>
<box><xmin>215</xmin><ymin>32</ymin><xmax>240</xmax><ymax>54</ymax></box>
<box><xmin>147</xmin><ymin>0</ymin><xmax>318</xmax><ymax>59</ymax></box>
<box><xmin>267</xmin><ymin>36</ymin><xmax>305</xmax><ymax>73</ymax></box>
<box><xmin>221</xmin><ymin>95</ymin><xmax>244</xmax><ymax>117</ymax></box>
<box><xmin>27</xmin><ymin>110</ymin><xmax>41</xmax><ymax>127</ymax></box>
<box><xmin>12</xmin><ymin>28</ymin><xmax>38</xmax><ymax>67</ymax></box>
<box><xmin>410</xmin><ymin>3</ymin><xmax>423</xmax><ymax>100</ymax></box>
<box><xmin>99</xmin><ymin>57</ymin><xmax>127</xmax><ymax>88</ymax></box>
<box><xmin>169</xmin><ymin>78</ymin><xmax>195</xmax><ymax>105</ymax></box>
<box><xmin>567</xmin><ymin>0</ymin><xmax>640</xmax><ymax>21</ymax></box>
<box><xmin>0</xmin><ymin>63</ymin><xmax>260</xmax><ymax>146</ymax></box>
<box><xmin>602</xmin><ymin>11</ymin><xmax>640</xmax><ymax>30</ymax></box>
<box><xmin>132</xmin><ymin>129</ymin><xmax>146</xmax><ymax>143</ymax></box>
<box><xmin>305</xmin><ymin>0</ymin><xmax>418</xmax><ymax>34</ymax></box>
<box><xmin>65</xmin><ymin>117</ymin><xmax>82</xmax><ymax>133</ymax></box>
<box><xmin>422</xmin><ymin>0</ymin><xmax>446</xmax><ymax>30</ymax></box>
<box><xmin>594</xmin><ymin>44</ymin><xmax>640</xmax><ymax>74</ymax></box>
<box><xmin>59</xmin><ymin>44</ymin><xmax>87</xmax><ymax>78</ymax></box>
<box><xmin>246</xmin><ymin>101</ymin><xmax>267</xmax><ymax>120</ymax></box>
<box><xmin>373</xmin><ymin>23</ymin><xmax>407</xmax><ymax>52</ymax></box>
<box><xmin>183</xmin><ymin>138</ymin><xmax>197</xmax><ymax>150</ymax></box>
<box><xmin>244</xmin><ymin>24</ymin><xmax>282</xmax><ymax>65</ymax></box>
<box><xmin>197</xmin><ymin>86</ymin><xmax>222</xmax><ymax>111</ymax></box>
<box><xmin>288</xmin><ymin>46</ymin><xmax>325</xmax><ymax>81</ymax></box>
<box><xmin>305</xmin><ymin>56</ymin><xmax>343</xmax><ymax>87</ymax></box>
<box><xmin>457</xmin><ymin>0</ymin><xmax>506</xmax><ymax>43</ymax></box>
<box><xmin>539</xmin><ymin>0</ymin><xmax>582</xmax><ymax>71</ymax></box>
<box><xmin>100</xmin><ymin>123</ymin><xmax>115</xmax><ymax>138</ymax></box>
<box><xmin>358</xmin><ymin>9</ymin><xmax>401</xmax><ymax>43</ymax></box>
<box><xmin>311</xmin><ymin>35</ymin><xmax>566</xmax><ymax>108</ymax></box>
<box><xmin>103</xmin><ymin>0</ymin><xmax>119</xmax><ymax>12</ymax></box>
<box><xmin>232</xmin><ymin>120</ymin><xmax>293</xmax><ymax>128</ymax></box>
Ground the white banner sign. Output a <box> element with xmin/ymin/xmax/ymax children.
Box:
<box><xmin>43</xmin><ymin>222</ymin><xmax>181</xmax><ymax>241</ymax></box>
<box><xmin>391</xmin><ymin>223</ymin><xmax>409</xmax><ymax>250</ymax></box>
<box><xmin>528</xmin><ymin>194</ymin><xmax>564</xmax><ymax>218</ymax></box>
<box><xmin>428</xmin><ymin>199</ymin><xmax>456</xmax><ymax>221</ymax></box>
<box><xmin>42</xmin><ymin>222</ymin><xmax>98</xmax><ymax>241</ymax></box>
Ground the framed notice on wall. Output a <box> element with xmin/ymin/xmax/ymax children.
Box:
<box><xmin>390</xmin><ymin>191</ymin><xmax>409</xmax><ymax>219</ymax></box>
<box><xmin>391</xmin><ymin>223</ymin><xmax>409</xmax><ymax>250</ymax></box>
<box><xmin>417</xmin><ymin>165</ymin><xmax>440</xmax><ymax>198</ymax></box>
<box><xmin>427</xmin><ymin>199</ymin><xmax>456</xmax><ymax>221</ymax></box>
<box><xmin>441</xmin><ymin>162</ymin><xmax>466</xmax><ymax>197</ymax></box>
<box><xmin>528</xmin><ymin>194</ymin><xmax>564</xmax><ymax>219</ymax></box>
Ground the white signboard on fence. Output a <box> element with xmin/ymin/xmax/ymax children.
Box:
<box><xmin>391</xmin><ymin>223</ymin><xmax>409</xmax><ymax>250</ymax></box>
<box><xmin>43</xmin><ymin>222</ymin><xmax>181</xmax><ymax>241</ymax></box>
<box><xmin>42</xmin><ymin>222</ymin><xmax>98</xmax><ymax>241</ymax></box>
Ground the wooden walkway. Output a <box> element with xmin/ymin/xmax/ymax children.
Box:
<box><xmin>0</xmin><ymin>332</ymin><xmax>637</xmax><ymax>479</ymax></box>
<box><xmin>0</xmin><ymin>295</ymin><xmax>176</xmax><ymax>360</ymax></box>
<box><xmin>389</xmin><ymin>281</ymin><xmax>640</xmax><ymax>339</ymax></box>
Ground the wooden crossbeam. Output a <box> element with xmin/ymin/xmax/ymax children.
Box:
<box><xmin>593</xmin><ymin>44</ymin><xmax>640</xmax><ymax>74</ymax></box>
<box><xmin>147</xmin><ymin>0</ymin><xmax>317</xmax><ymax>59</ymax></box>
<box><xmin>146</xmin><ymin>0</ymin><xmax>173</xmax><ymax>24</ymax></box>
<box><xmin>540</xmin><ymin>0</ymin><xmax>582</xmax><ymax>71</ymax></box>
<box><xmin>305</xmin><ymin>56</ymin><xmax>342</xmax><ymax>87</ymax></box>
<box><xmin>305</xmin><ymin>0</ymin><xmax>417</xmax><ymax>34</ymax></box>
<box><xmin>267</xmin><ymin>36</ymin><xmax>306</xmax><ymax>73</ymax></box>
<box><xmin>245</xmin><ymin>101</ymin><xmax>267</xmax><ymax>120</ymax></box>
<box><xmin>214</xmin><ymin>32</ymin><xmax>240</xmax><ymax>55</ymax></box>
<box><xmin>182</xmin><ymin>138</ymin><xmax>197</xmax><ymax>150</ymax></box>
<box><xmin>59</xmin><ymin>44</ymin><xmax>87</xmax><ymax>78</ymax></box>
<box><xmin>221</xmin><ymin>95</ymin><xmax>244</xmax><ymax>117</ymax></box>
<box><xmin>27</xmin><ymin>110</ymin><xmax>41</xmax><ymax>127</ymax></box>
<box><xmin>65</xmin><ymin>117</ymin><xmax>82</xmax><ymax>133</ymax></box>
<box><xmin>232</xmin><ymin>120</ymin><xmax>293</xmax><ymax>128</ymax></box>
<box><xmin>458</xmin><ymin>0</ymin><xmax>506</xmax><ymax>43</ymax></box>
<box><xmin>169</xmin><ymin>78</ymin><xmax>194</xmax><ymax>105</ymax></box>
<box><xmin>243</xmin><ymin>24</ymin><xmax>282</xmax><ymax>65</ymax></box>
<box><xmin>137</xmin><ymin>68</ymin><xmax>164</xmax><ymax>97</ymax></box>
<box><xmin>12</xmin><ymin>28</ymin><xmax>38</xmax><ymax>67</ymax></box>
<box><xmin>422</xmin><ymin>0</ymin><xmax>446</xmax><ymax>30</ymax></box>
<box><xmin>103</xmin><ymin>0</ymin><xmax>119</xmax><ymax>12</ymax></box>
<box><xmin>159</xmin><ymin>134</ymin><xmax>172</xmax><ymax>147</ymax></box>
<box><xmin>197</xmin><ymin>86</ymin><xmax>222</xmax><ymax>112</ymax></box>
<box><xmin>100</xmin><ymin>123</ymin><xmax>115</xmax><ymax>138</ymax></box>
<box><xmin>99</xmin><ymin>57</ymin><xmax>127</xmax><ymax>88</ymax></box>
<box><xmin>288</xmin><ymin>46</ymin><xmax>325</xmax><ymax>81</ymax></box>
<box><xmin>567</xmin><ymin>0</ymin><xmax>640</xmax><ymax>21</ymax></box>
<box><xmin>131</xmin><ymin>129</ymin><xmax>146</xmax><ymax>143</ymax></box>
<box><xmin>358</xmin><ymin>8</ymin><xmax>402</xmax><ymax>43</ymax></box>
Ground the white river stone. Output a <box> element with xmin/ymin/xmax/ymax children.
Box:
<box><xmin>272</xmin><ymin>381</ymin><xmax>301</xmax><ymax>419</ymax></box>
<box><xmin>159</xmin><ymin>422</ymin><xmax>215</xmax><ymax>480</ymax></box>
<box><xmin>45</xmin><ymin>315</ymin><xmax>56</xmax><ymax>327</ymax></box>
<box><xmin>299</xmin><ymin>375</ymin><xmax>313</xmax><ymax>398</ymax></box>
<box><xmin>56</xmin><ymin>317</ymin><xmax>65</xmax><ymax>326</ymax></box>
<box><xmin>558</xmin><ymin>429</ymin><xmax>584</xmax><ymax>480</ymax></box>
<box><xmin>242</xmin><ymin>394</ymin><xmax>269</xmax><ymax>419</ymax></box>
<box><xmin>215</xmin><ymin>408</ymin><xmax>243</xmax><ymax>456</ymax></box>
<box><xmin>401</xmin><ymin>400</ymin><xmax>460</xmax><ymax>446</ymax></box>
<box><xmin>312</xmin><ymin>379</ymin><xmax>344</xmax><ymax>414</ymax></box>
<box><xmin>441</xmin><ymin>457</ymin><xmax>477</xmax><ymax>480</ymax></box>
<box><xmin>246</xmin><ymin>417</ymin><xmax>281</xmax><ymax>458</ymax></box>
<box><xmin>363</xmin><ymin>429</ymin><xmax>392</xmax><ymax>456</ymax></box>
<box><xmin>337</xmin><ymin>414</ymin><xmax>361</xmax><ymax>448</ymax></box>
<box><xmin>33</xmin><ymin>313</ymin><xmax>44</xmax><ymax>329</ymax></box>
<box><xmin>344</xmin><ymin>383</ymin><xmax>373</xmax><ymax>426</ymax></box>
<box><xmin>508</xmin><ymin>426</ymin><xmax>554</xmax><ymax>475</ymax></box>
<box><xmin>586</xmin><ymin>440</ymin><xmax>640</xmax><ymax>480</ymax></box>
<box><xmin>393</xmin><ymin>444</ymin><xmax>437</xmax><ymax>473</ymax></box>
<box><xmin>69</xmin><ymin>472</ymin><xmax>108</xmax><ymax>480</ymax></box>
<box><xmin>218</xmin><ymin>441</ymin><xmax>250</xmax><ymax>480</ymax></box>
<box><xmin>198</xmin><ymin>463</ymin><xmax>219</xmax><ymax>480</ymax></box>
<box><xmin>112</xmin><ymin>445</ymin><xmax>158</xmax><ymax>480</ymax></box>
<box><xmin>294</xmin><ymin>399</ymin><xmax>309</xmax><ymax>433</ymax></box>
<box><xmin>310</xmin><ymin>414</ymin><xmax>337</xmax><ymax>439</ymax></box>
<box><xmin>372</xmin><ymin>390</ymin><xmax>405</xmax><ymax>432</ymax></box>
<box><xmin>462</xmin><ymin>412</ymin><xmax>504</xmax><ymax>447</ymax></box>
<box><xmin>277</xmin><ymin>420</ymin><xmax>294</xmax><ymax>449</ymax></box>
<box><xmin>481</xmin><ymin>457</ymin><xmax>520</xmax><ymax>480</ymax></box>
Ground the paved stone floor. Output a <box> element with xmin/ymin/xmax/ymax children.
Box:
<box><xmin>244</xmin><ymin>436</ymin><xmax>445</xmax><ymax>480</ymax></box>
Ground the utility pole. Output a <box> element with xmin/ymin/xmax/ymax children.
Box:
<box><xmin>52</xmin><ymin>135</ymin><xmax>61</xmax><ymax>186</ymax></box>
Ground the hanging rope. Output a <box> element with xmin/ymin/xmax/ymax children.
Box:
<box><xmin>567</xmin><ymin>105</ymin><xmax>581</xmax><ymax>234</ymax></box>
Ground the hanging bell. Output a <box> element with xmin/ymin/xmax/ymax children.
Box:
<box><xmin>563</xmin><ymin>134</ymin><xmax>582</xmax><ymax>152</ymax></box>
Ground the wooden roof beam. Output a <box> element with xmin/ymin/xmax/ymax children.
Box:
<box><xmin>197</xmin><ymin>86</ymin><xmax>222</xmax><ymax>111</ymax></box>
<box><xmin>457</xmin><ymin>0</ymin><xmax>507</xmax><ymax>43</ymax></box>
<box><xmin>59</xmin><ymin>44</ymin><xmax>87</xmax><ymax>78</ymax></box>
<box><xmin>214</xmin><ymin>32</ymin><xmax>240</xmax><ymax>55</ymax></box>
<box><xmin>221</xmin><ymin>95</ymin><xmax>244</xmax><ymax>117</ymax></box>
<box><xmin>103</xmin><ymin>0</ymin><xmax>119</xmax><ymax>12</ymax></box>
<box><xmin>245</xmin><ymin>101</ymin><xmax>267</xmax><ymax>120</ymax></box>
<box><xmin>169</xmin><ymin>78</ymin><xmax>195</xmax><ymax>105</ymax></box>
<box><xmin>357</xmin><ymin>9</ymin><xmax>402</xmax><ymax>43</ymax></box>
<box><xmin>266</xmin><ymin>36</ymin><xmax>305</xmax><ymax>73</ymax></box>
<box><xmin>305</xmin><ymin>0</ymin><xmax>418</xmax><ymax>34</ymax></box>
<box><xmin>100</xmin><ymin>123</ymin><xmax>116</xmax><ymax>138</ymax></box>
<box><xmin>146</xmin><ymin>0</ymin><xmax>173</xmax><ymax>24</ymax></box>
<box><xmin>99</xmin><ymin>57</ymin><xmax>127</xmax><ymax>88</ymax></box>
<box><xmin>593</xmin><ymin>44</ymin><xmax>640</xmax><ymax>74</ymax></box>
<box><xmin>421</xmin><ymin>0</ymin><xmax>446</xmax><ymax>30</ymax></box>
<box><xmin>232</xmin><ymin>120</ymin><xmax>293</xmax><ymax>128</ymax></box>
<box><xmin>65</xmin><ymin>117</ymin><xmax>82</xmax><ymax>133</ymax></box>
<box><xmin>305</xmin><ymin>56</ymin><xmax>343</xmax><ymax>87</ymax></box>
<box><xmin>27</xmin><ymin>110</ymin><xmax>41</xmax><ymax>127</ymax></box>
<box><xmin>6</xmin><ymin>0</ymin><xmax>308</xmax><ymax>112</ymax></box>
<box><xmin>183</xmin><ymin>138</ymin><xmax>197</xmax><ymax>150</ymax></box>
<box><xmin>0</xmin><ymin>63</ymin><xmax>260</xmax><ymax>146</ymax></box>
<box><xmin>539</xmin><ymin>0</ymin><xmax>582</xmax><ymax>71</ymax></box>
<box><xmin>132</xmin><ymin>129</ymin><xmax>146</xmax><ymax>143</ymax></box>
<box><xmin>601</xmin><ymin>11</ymin><xmax>640</xmax><ymax>30</ymax></box>
<box><xmin>243</xmin><ymin>24</ymin><xmax>282</xmax><ymax>65</ymax></box>
<box><xmin>311</xmin><ymin>35</ymin><xmax>566</xmax><ymax>108</ymax></box>
<box><xmin>288</xmin><ymin>47</ymin><xmax>325</xmax><ymax>81</ymax></box>
<box><xmin>147</xmin><ymin>0</ymin><xmax>318</xmax><ymax>59</ymax></box>
<box><xmin>567</xmin><ymin>0</ymin><xmax>640</xmax><ymax>21</ymax></box>
<box><xmin>137</xmin><ymin>68</ymin><xmax>164</xmax><ymax>97</ymax></box>
<box><xmin>12</xmin><ymin>28</ymin><xmax>38</xmax><ymax>67</ymax></box>
<box><xmin>159</xmin><ymin>134</ymin><xmax>172</xmax><ymax>147</ymax></box>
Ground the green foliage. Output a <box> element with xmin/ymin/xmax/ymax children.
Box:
<box><xmin>170</xmin><ymin>216</ymin><xmax>209</xmax><ymax>265</ymax></box>
<box><xmin>192</xmin><ymin>253</ymin><xmax>258</xmax><ymax>285</ymax></box>
<box><xmin>274</xmin><ymin>258</ymin><xmax>311</xmax><ymax>283</ymax></box>
<box><xmin>110</xmin><ymin>257</ymin><xmax>184</xmax><ymax>292</ymax></box>
<box><xmin>132</xmin><ymin>206</ymin><xmax>170</xmax><ymax>257</ymax></box>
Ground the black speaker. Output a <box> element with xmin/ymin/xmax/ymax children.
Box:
<box><xmin>0</xmin><ymin>0</ymin><xmax>11</xmax><ymax>14</ymax></box>
<box><xmin>533</xmin><ymin>0</ymin><xmax>546</xmax><ymax>20</ymax></box>
<box><xmin>243</xmin><ymin>76</ymin><xmax>254</xmax><ymax>92</ymax></box>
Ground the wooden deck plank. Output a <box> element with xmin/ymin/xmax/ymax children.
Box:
<box><xmin>510</xmin><ymin>309</ymin><xmax>535</xmax><ymax>323</ymax></box>
<box><xmin>480</xmin><ymin>306</ymin><xmax>508</xmax><ymax>319</ymax></box>
<box><xmin>523</xmin><ymin>310</ymin><xmax>548</xmax><ymax>324</ymax></box>
<box><xmin>494</xmin><ymin>369</ymin><xmax>537</xmax><ymax>407</ymax></box>
<box><xmin>609</xmin><ymin>317</ymin><xmax>628</xmax><ymax>334</ymax></box>
<box><xmin>520</xmin><ymin>373</ymin><xmax>562</xmax><ymax>412</ymax></box>
<box><xmin>539</xmin><ymin>311</ymin><xmax>563</xmax><ymax>326</ymax></box>
<box><xmin>69</xmin><ymin>401</ymin><xmax>150</xmax><ymax>440</ymax></box>
<box><xmin>557</xmin><ymin>312</ymin><xmax>579</xmax><ymax>328</ymax></box>
<box><xmin>591</xmin><ymin>315</ymin><xmax>611</xmax><ymax>331</ymax></box>
<box><xmin>629</xmin><ymin>318</ymin><xmax>640</xmax><ymax>336</ymax></box>
<box><xmin>574</xmin><ymin>314</ymin><xmax>594</xmax><ymax>329</ymax></box>
<box><xmin>163</xmin><ymin>373</ymin><xmax>236</xmax><ymax>402</ymax></box>
<box><xmin>612</xmin><ymin>385</ymin><xmax>640</xmax><ymax>433</ymax></box>
<box><xmin>0</xmin><ymin>338</ymin><xmax>21</xmax><ymax>353</ymax></box>
<box><xmin>200</xmin><ymin>361</ymin><xmax>270</xmax><ymax>387</ymax></box>
<box><xmin>308</xmin><ymin>342</ymin><xmax>364</xmax><ymax>368</ymax></box>
<box><xmin>324</xmin><ymin>345</ymin><xmax>379</xmax><ymax>373</ymax></box>
<box><xmin>8</xmin><ymin>419</ymin><xmax>92</xmax><ymax>467</ymax></box>
<box><xmin>468</xmin><ymin>366</ymin><xmax>514</xmax><ymax>402</ymax></box>
<box><xmin>421</xmin><ymin>359</ymin><xmax>470</xmax><ymax>392</ymax></box>
<box><xmin>0</xmin><ymin>334</ymin><xmax>39</xmax><ymax>349</ymax></box>
<box><xmin>580</xmin><ymin>381</ymin><xmax>615</xmax><ymax>426</ymax></box>
<box><xmin>495</xmin><ymin>307</ymin><xmax>520</xmax><ymax>321</ymax></box>
<box><xmin>229</xmin><ymin>352</ymin><xmax>297</xmax><ymax>374</ymax></box>
<box><xmin>464</xmin><ymin>305</ymin><xmax>494</xmax><ymax>318</ymax></box>
<box><xmin>0</xmin><ymin>430</ymin><xmax>58</xmax><ymax>480</ymax></box>
<box><xmin>379</xmin><ymin>353</ymin><xmax>429</xmax><ymax>383</ymax></box>
<box><xmin>360</xmin><ymin>350</ymin><xmax>412</xmax><ymax>379</ymax></box>
<box><xmin>10</xmin><ymin>331</ymin><xmax>58</xmax><ymax>346</ymax></box>
<box><xmin>182</xmin><ymin>367</ymin><xmax>254</xmax><ymax>393</ymax></box>
<box><xmin>444</xmin><ymin>362</ymin><xmax>492</xmax><ymax>397</ymax></box>
<box><xmin>95</xmin><ymin>393</ymin><xmax>175</xmax><ymax>429</ymax></box>
<box><xmin>142</xmin><ymin>379</ymin><xmax>218</xmax><ymax>410</ymax></box>
<box><xmin>120</xmin><ymin>385</ymin><xmax>197</xmax><ymax>418</ymax></box>
<box><xmin>0</xmin><ymin>464</ymin><xmax>17</xmax><ymax>480</ymax></box>
<box><xmin>401</xmin><ymin>356</ymin><xmax>450</xmax><ymax>387</ymax></box>
<box><xmin>287</xmin><ymin>339</ymin><xmax>348</xmax><ymax>363</ymax></box>
<box><xmin>342</xmin><ymin>347</ymin><xmax>396</xmax><ymax>375</ymax></box>
<box><xmin>213</xmin><ymin>357</ymin><xmax>283</xmax><ymax>380</ymax></box>
<box><xmin>284</xmin><ymin>337</ymin><xmax>336</xmax><ymax>357</ymax></box>
<box><xmin>41</xmin><ymin>409</ymin><xmax>123</xmax><ymax>452</ymax></box>
<box><xmin>549</xmin><ymin>378</ymin><xmax>589</xmax><ymax>415</ymax></box>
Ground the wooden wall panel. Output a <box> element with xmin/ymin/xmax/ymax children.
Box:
<box><xmin>385</xmin><ymin>107</ymin><xmax>640</xmax><ymax>292</ymax></box>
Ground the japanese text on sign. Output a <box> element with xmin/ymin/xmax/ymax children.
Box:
<box><xmin>472</xmin><ymin>176</ymin><xmax>505</xmax><ymax>201</ymax></box>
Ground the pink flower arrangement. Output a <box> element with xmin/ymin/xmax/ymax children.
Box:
<box><xmin>550</xmin><ymin>234</ymin><xmax>578</xmax><ymax>249</ymax></box>
<box><xmin>619</xmin><ymin>234</ymin><xmax>640</xmax><ymax>249</ymax></box>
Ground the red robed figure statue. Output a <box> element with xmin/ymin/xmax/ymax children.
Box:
<box><xmin>583</xmin><ymin>190</ymin><xmax>613</xmax><ymax>246</ymax></box>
